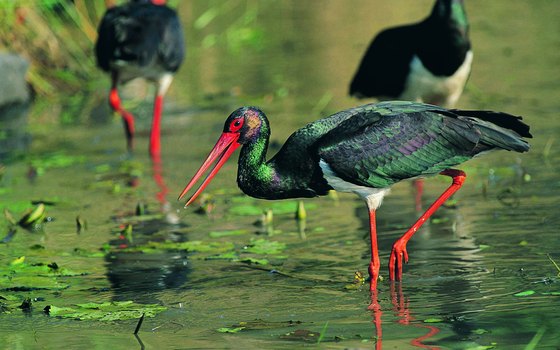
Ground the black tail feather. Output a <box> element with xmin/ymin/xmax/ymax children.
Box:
<box><xmin>451</xmin><ymin>109</ymin><xmax>533</xmax><ymax>138</ymax></box>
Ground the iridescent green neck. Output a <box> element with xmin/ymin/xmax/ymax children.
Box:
<box><xmin>236</xmin><ymin>118</ymin><xmax>276</xmax><ymax>198</ymax></box>
<box><xmin>432</xmin><ymin>0</ymin><xmax>468</xmax><ymax>30</ymax></box>
<box><xmin>450</xmin><ymin>0</ymin><xmax>468</xmax><ymax>31</ymax></box>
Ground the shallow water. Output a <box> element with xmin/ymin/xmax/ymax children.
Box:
<box><xmin>1</xmin><ymin>1</ymin><xmax>560</xmax><ymax>349</ymax></box>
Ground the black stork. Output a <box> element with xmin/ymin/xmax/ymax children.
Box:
<box><xmin>178</xmin><ymin>101</ymin><xmax>531</xmax><ymax>290</ymax></box>
<box><xmin>349</xmin><ymin>0</ymin><xmax>472</xmax><ymax>108</ymax></box>
<box><xmin>95</xmin><ymin>0</ymin><xmax>185</xmax><ymax>157</ymax></box>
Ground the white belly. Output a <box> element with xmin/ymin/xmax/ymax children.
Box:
<box><xmin>400</xmin><ymin>50</ymin><xmax>473</xmax><ymax>108</ymax></box>
<box><xmin>319</xmin><ymin>160</ymin><xmax>390</xmax><ymax>210</ymax></box>
<box><xmin>111</xmin><ymin>60</ymin><xmax>171</xmax><ymax>84</ymax></box>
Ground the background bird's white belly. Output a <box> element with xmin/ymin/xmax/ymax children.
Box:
<box><xmin>111</xmin><ymin>60</ymin><xmax>170</xmax><ymax>83</ymax></box>
<box><xmin>400</xmin><ymin>51</ymin><xmax>473</xmax><ymax>107</ymax></box>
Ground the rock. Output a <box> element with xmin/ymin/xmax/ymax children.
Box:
<box><xmin>0</xmin><ymin>53</ymin><xmax>32</xmax><ymax>161</ymax></box>
<box><xmin>0</xmin><ymin>53</ymin><xmax>30</xmax><ymax>107</ymax></box>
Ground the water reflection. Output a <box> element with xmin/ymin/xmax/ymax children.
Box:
<box><xmin>105</xmin><ymin>154</ymin><xmax>186</xmax><ymax>302</ymax></box>
<box><xmin>0</xmin><ymin>102</ymin><xmax>32</xmax><ymax>162</ymax></box>
<box><xmin>356</xmin><ymin>184</ymin><xmax>486</xmax><ymax>348</ymax></box>
<box><xmin>151</xmin><ymin>152</ymin><xmax>180</xmax><ymax>224</ymax></box>
<box><xmin>106</xmin><ymin>248</ymin><xmax>189</xmax><ymax>302</ymax></box>
<box><xmin>368</xmin><ymin>283</ymin><xmax>443</xmax><ymax>350</ymax></box>
<box><xmin>368</xmin><ymin>288</ymin><xmax>383</xmax><ymax>350</ymax></box>
<box><xmin>390</xmin><ymin>283</ymin><xmax>441</xmax><ymax>350</ymax></box>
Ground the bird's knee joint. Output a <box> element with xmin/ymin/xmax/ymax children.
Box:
<box><xmin>109</xmin><ymin>90</ymin><xmax>120</xmax><ymax>110</ymax></box>
<box><xmin>441</xmin><ymin>169</ymin><xmax>466</xmax><ymax>185</ymax></box>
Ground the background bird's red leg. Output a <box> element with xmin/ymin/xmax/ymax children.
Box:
<box><xmin>150</xmin><ymin>74</ymin><xmax>173</xmax><ymax>158</ymax></box>
<box><xmin>109</xmin><ymin>73</ymin><xmax>135</xmax><ymax>152</ymax></box>
<box><xmin>413</xmin><ymin>179</ymin><xmax>424</xmax><ymax>212</ymax></box>
<box><xmin>149</xmin><ymin>94</ymin><xmax>163</xmax><ymax>158</ymax></box>
<box><xmin>368</xmin><ymin>209</ymin><xmax>380</xmax><ymax>291</ymax></box>
<box><xmin>389</xmin><ymin>169</ymin><xmax>466</xmax><ymax>280</ymax></box>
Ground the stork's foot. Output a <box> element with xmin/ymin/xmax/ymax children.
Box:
<box><xmin>389</xmin><ymin>239</ymin><xmax>409</xmax><ymax>281</ymax></box>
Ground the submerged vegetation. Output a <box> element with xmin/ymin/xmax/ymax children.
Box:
<box><xmin>0</xmin><ymin>1</ymin><xmax>104</xmax><ymax>96</ymax></box>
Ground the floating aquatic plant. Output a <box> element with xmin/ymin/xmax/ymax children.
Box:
<box><xmin>44</xmin><ymin>301</ymin><xmax>166</xmax><ymax>321</ymax></box>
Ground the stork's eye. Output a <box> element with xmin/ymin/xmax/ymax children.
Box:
<box><xmin>230</xmin><ymin>118</ymin><xmax>244</xmax><ymax>132</ymax></box>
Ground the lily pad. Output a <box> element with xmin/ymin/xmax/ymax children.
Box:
<box><xmin>244</xmin><ymin>238</ymin><xmax>286</xmax><ymax>255</ymax></box>
<box><xmin>514</xmin><ymin>290</ymin><xmax>536</xmax><ymax>297</ymax></box>
<box><xmin>0</xmin><ymin>260</ymin><xmax>85</xmax><ymax>291</ymax></box>
<box><xmin>423</xmin><ymin>318</ymin><xmax>444</xmax><ymax>323</ymax></box>
<box><xmin>205</xmin><ymin>252</ymin><xmax>239</xmax><ymax>260</ymax></box>
<box><xmin>0</xmin><ymin>275</ymin><xmax>69</xmax><ymax>291</ymax></box>
<box><xmin>217</xmin><ymin>327</ymin><xmax>245</xmax><ymax>333</ymax></box>
<box><xmin>45</xmin><ymin>301</ymin><xmax>166</xmax><ymax>321</ymax></box>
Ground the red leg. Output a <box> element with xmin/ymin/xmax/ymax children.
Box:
<box><xmin>368</xmin><ymin>287</ymin><xmax>383</xmax><ymax>350</ymax></box>
<box><xmin>150</xmin><ymin>95</ymin><xmax>164</xmax><ymax>158</ymax></box>
<box><xmin>389</xmin><ymin>169</ymin><xmax>466</xmax><ymax>281</ymax></box>
<box><xmin>368</xmin><ymin>209</ymin><xmax>380</xmax><ymax>291</ymax></box>
<box><xmin>108</xmin><ymin>75</ymin><xmax>135</xmax><ymax>153</ymax></box>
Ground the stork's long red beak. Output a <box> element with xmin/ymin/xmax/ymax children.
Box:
<box><xmin>178</xmin><ymin>132</ymin><xmax>241</xmax><ymax>207</ymax></box>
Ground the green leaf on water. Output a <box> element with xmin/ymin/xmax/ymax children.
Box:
<box><xmin>228</xmin><ymin>205</ymin><xmax>262</xmax><ymax>216</ymax></box>
<box><xmin>540</xmin><ymin>292</ymin><xmax>560</xmax><ymax>296</ymax></box>
<box><xmin>244</xmin><ymin>238</ymin><xmax>286</xmax><ymax>255</ymax></box>
<box><xmin>423</xmin><ymin>318</ymin><xmax>444</xmax><ymax>323</ymax></box>
<box><xmin>514</xmin><ymin>290</ymin><xmax>535</xmax><ymax>297</ymax></box>
<box><xmin>10</xmin><ymin>256</ymin><xmax>25</xmax><ymax>266</ymax></box>
<box><xmin>239</xmin><ymin>257</ymin><xmax>269</xmax><ymax>265</ymax></box>
<box><xmin>209</xmin><ymin>229</ymin><xmax>249</xmax><ymax>238</ymax></box>
<box><xmin>0</xmin><ymin>294</ymin><xmax>20</xmax><ymax>302</ymax></box>
<box><xmin>45</xmin><ymin>301</ymin><xmax>166</xmax><ymax>321</ymax></box>
<box><xmin>205</xmin><ymin>252</ymin><xmax>239</xmax><ymax>260</ymax></box>
<box><xmin>120</xmin><ymin>240</ymin><xmax>235</xmax><ymax>254</ymax></box>
<box><xmin>71</xmin><ymin>247</ymin><xmax>106</xmax><ymax>258</ymax></box>
<box><xmin>0</xmin><ymin>275</ymin><xmax>69</xmax><ymax>291</ymax></box>
<box><xmin>431</xmin><ymin>217</ymin><xmax>449</xmax><ymax>224</ymax></box>
<box><xmin>29</xmin><ymin>152</ymin><xmax>86</xmax><ymax>175</ymax></box>
<box><xmin>0</xmin><ymin>261</ymin><xmax>86</xmax><ymax>291</ymax></box>
<box><xmin>216</xmin><ymin>327</ymin><xmax>245</xmax><ymax>333</ymax></box>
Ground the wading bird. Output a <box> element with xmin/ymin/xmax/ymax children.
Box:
<box><xmin>178</xmin><ymin>102</ymin><xmax>531</xmax><ymax>290</ymax></box>
<box><xmin>349</xmin><ymin>0</ymin><xmax>471</xmax><ymax>108</ymax></box>
<box><xmin>350</xmin><ymin>0</ymin><xmax>472</xmax><ymax>210</ymax></box>
<box><xmin>95</xmin><ymin>0</ymin><xmax>185</xmax><ymax>157</ymax></box>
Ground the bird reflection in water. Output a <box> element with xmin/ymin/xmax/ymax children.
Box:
<box><xmin>106</xmin><ymin>154</ymin><xmax>184</xmax><ymax>302</ymax></box>
<box><xmin>368</xmin><ymin>284</ymin><xmax>441</xmax><ymax>350</ymax></box>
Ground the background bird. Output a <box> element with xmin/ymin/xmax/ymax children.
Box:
<box><xmin>349</xmin><ymin>0</ymin><xmax>471</xmax><ymax>108</ymax></box>
<box><xmin>178</xmin><ymin>101</ymin><xmax>531</xmax><ymax>291</ymax></box>
<box><xmin>95</xmin><ymin>0</ymin><xmax>185</xmax><ymax>157</ymax></box>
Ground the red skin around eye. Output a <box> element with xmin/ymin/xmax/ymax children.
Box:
<box><xmin>230</xmin><ymin>119</ymin><xmax>244</xmax><ymax>132</ymax></box>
